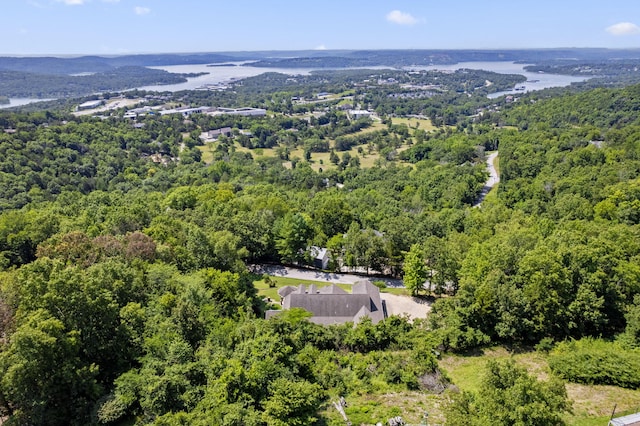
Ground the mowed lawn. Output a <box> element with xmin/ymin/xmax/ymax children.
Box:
<box><xmin>392</xmin><ymin>116</ymin><xmax>437</xmax><ymax>132</ymax></box>
<box><xmin>439</xmin><ymin>347</ymin><xmax>640</xmax><ymax>426</ymax></box>
<box><xmin>197</xmin><ymin>117</ymin><xmax>436</xmax><ymax>169</ymax></box>
<box><xmin>253</xmin><ymin>275</ymin><xmax>353</xmax><ymax>301</ymax></box>
<box><xmin>254</xmin><ymin>275</ymin><xmax>407</xmax><ymax>300</ymax></box>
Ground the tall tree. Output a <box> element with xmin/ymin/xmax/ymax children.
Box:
<box><xmin>275</xmin><ymin>212</ymin><xmax>312</xmax><ymax>264</ymax></box>
<box><xmin>445</xmin><ymin>359</ymin><xmax>569</xmax><ymax>426</ymax></box>
<box><xmin>403</xmin><ymin>244</ymin><xmax>427</xmax><ymax>297</ymax></box>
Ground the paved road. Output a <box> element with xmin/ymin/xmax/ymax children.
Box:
<box><xmin>473</xmin><ymin>151</ymin><xmax>500</xmax><ymax>207</ymax></box>
<box><xmin>251</xmin><ymin>264</ymin><xmax>404</xmax><ymax>287</ymax></box>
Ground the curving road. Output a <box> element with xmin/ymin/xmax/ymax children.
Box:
<box><xmin>473</xmin><ymin>151</ymin><xmax>500</xmax><ymax>208</ymax></box>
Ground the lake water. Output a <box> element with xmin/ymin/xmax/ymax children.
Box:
<box><xmin>0</xmin><ymin>98</ymin><xmax>54</xmax><ymax>109</ymax></box>
<box><xmin>2</xmin><ymin>61</ymin><xmax>590</xmax><ymax>108</ymax></box>
<box><xmin>137</xmin><ymin>62</ymin><xmax>319</xmax><ymax>92</ymax></box>
<box><xmin>138</xmin><ymin>61</ymin><xmax>589</xmax><ymax>97</ymax></box>
<box><xmin>407</xmin><ymin>61</ymin><xmax>588</xmax><ymax>98</ymax></box>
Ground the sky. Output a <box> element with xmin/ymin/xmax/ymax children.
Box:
<box><xmin>1</xmin><ymin>0</ymin><xmax>640</xmax><ymax>56</ymax></box>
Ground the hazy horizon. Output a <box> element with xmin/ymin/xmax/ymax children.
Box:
<box><xmin>2</xmin><ymin>46</ymin><xmax>640</xmax><ymax>59</ymax></box>
<box><xmin>3</xmin><ymin>0</ymin><xmax>640</xmax><ymax>56</ymax></box>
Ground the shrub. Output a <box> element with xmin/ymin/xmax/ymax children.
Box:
<box><xmin>535</xmin><ymin>337</ymin><xmax>556</xmax><ymax>353</ymax></box>
<box><xmin>548</xmin><ymin>338</ymin><xmax>640</xmax><ymax>389</ymax></box>
<box><xmin>373</xmin><ymin>280</ymin><xmax>387</xmax><ymax>289</ymax></box>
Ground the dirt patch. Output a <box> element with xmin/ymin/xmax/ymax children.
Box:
<box><xmin>566</xmin><ymin>383</ymin><xmax>640</xmax><ymax>418</ymax></box>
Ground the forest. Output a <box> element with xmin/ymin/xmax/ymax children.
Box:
<box><xmin>0</xmin><ymin>67</ymin><xmax>204</xmax><ymax>99</ymax></box>
<box><xmin>0</xmin><ymin>63</ymin><xmax>640</xmax><ymax>425</ymax></box>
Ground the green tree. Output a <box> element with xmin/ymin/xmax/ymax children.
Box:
<box><xmin>262</xmin><ymin>378</ymin><xmax>324</xmax><ymax>426</ymax></box>
<box><xmin>0</xmin><ymin>310</ymin><xmax>101</xmax><ymax>425</ymax></box>
<box><xmin>445</xmin><ymin>359</ymin><xmax>569</xmax><ymax>426</ymax></box>
<box><xmin>622</xmin><ymin>295</ymin><xmax>640</xmax><ymax>348</ymax></box>
<box><xmin>403</xmin><ymin>244</ymin><xmax>427</xmax><ymax>297</ymax></box>
<box><xmin>275</xmin><ymin>212</ymin><xmax>313</xmax><ymax>264</ymax></box>
<box><xmin>329</xmin><ymin>149</ymin><xmax>339</xmax><ymax>165</ymax></box>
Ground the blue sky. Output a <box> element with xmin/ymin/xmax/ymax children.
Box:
<box><xmin>2</xmin><ymin>0</ymin><xmax>640</xmax><ymax>55</ymax></box>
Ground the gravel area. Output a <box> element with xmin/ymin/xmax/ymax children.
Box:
<box><xmin>381</xmin><ymin>293</ymin><xmax>431</xmax><ymax>320</ymax></box>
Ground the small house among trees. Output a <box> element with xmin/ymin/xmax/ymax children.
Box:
<box><xmin>309</xmin><ymin>246</ymin><xmax>330</xmax><ymax>270</ymax></box>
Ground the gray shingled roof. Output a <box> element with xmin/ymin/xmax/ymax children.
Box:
<box><xmin>277</xmin><ymin>286</ymin><xmax>297</xmax><ymax>298</ymax></box>
<box><xmin>277</xmin><ymin>281</ymin><xmax>385</xmax><ymax>324</ymax></box>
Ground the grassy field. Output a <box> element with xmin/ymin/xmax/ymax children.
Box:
<box><xmin>253</xmin><ymin>274</ymin><xmax>407</xmax><ymax>299</ymax></box>
<box><xmin>392</xmin><ymin>116</ymin><xmax>437</xmax><ymax>132</ymax></box>
<box><xmin>198</xmin><ymin>144</ymin><xmax>215</xmax><ymax>163</ymax></box>
<box><xmin>439</xmin><ymin>346</ymin><xmax>640</xmax><ymax>425</ymax></box>
<box><xmin>197</xmin><ymin>116</ymin><xmax>431</xmax><ymax>170</ymax></box>
<box><xmin>318</xmin><ymin>390</ymin><xmax>446</xmax><ymax>426</ymax></box>
<box><xmin>253</xmin><ymin>275</ymin><xmax>354</xmax><ymax>300</ymax></box>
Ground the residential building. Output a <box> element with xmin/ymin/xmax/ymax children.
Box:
<box><xmin>265</xmin><ymin>280</ymin><xmax>386</xmax><ymax>325</ymax></box>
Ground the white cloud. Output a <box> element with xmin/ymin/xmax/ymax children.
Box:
<box><xmin>314</xmin><ymin>44</ymin><xmax>327</xmax><ymax>50</ymax></box>
<box><xmin>134</xmin><ymin>6</ymin><xmax>150</xmax><ymax>15</ymax></box>
<box><xmin>386</xmin><ymin>10</ymin><xmax>418</xmax><ymax>26</ymax></box>
<box><xmin>606</xmin><ymin>22</ymin><xmax>640</xmax><ymax>36</ymax></box>
<box><xmin>27</xmin><ymin>0</ymin><xmax>47</xmax><ymax>8</ymax></box>
<box><xmin>51</xmin><ymin>0</ymin><xmax>121</xmax><ymax>7</ymax></box>
<box><xmin>55</xmin><ymin>0</ymin><xmax>87</xmax><ymax>5</ymax></box>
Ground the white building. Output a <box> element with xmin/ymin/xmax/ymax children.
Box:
<box><xmin>208</xmin><ymin>107</ymin><xmax>266</xmax><ymax>117</ymax></box>
<box><xmin>159</xmin><ymin>106</ymin><xmax>212</xmax><ymax>117</ymax></box>
<box><xmin>76</xmin><ymin>100</ymin><xmax>104</xmax><ymax>111</ymax></box>
<box><xmin>348</xmin><ymin>110</ymin><xmax>373</xmax><ymax>120</ymax></box>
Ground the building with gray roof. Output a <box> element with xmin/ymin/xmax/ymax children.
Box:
<box><xmin>266</xmin><ymin>280</ymin><xmax>386</xmax><ymax>325</ymax></box>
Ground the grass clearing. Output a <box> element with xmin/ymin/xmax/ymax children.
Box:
<box><xmin>198</xmin><ymin>144</ymin><xmax>215</xmax><ymax>164</ymax></box>
<box><xmin>253</xmin><ymin>275</ymin><xmax>353</xmax><ymax>300</ymax></box>
<box><xmin>318</xmin><ymin>391</ymin><xmax>446</xmax><ymax>426</ymax></box>
<box><xmin>198</xmin><ymin>120</ymin><xmax>410</xmax><ymax>171</ymax></box>
<box><xmin>391</xmin><ymin>117</ymin><xmax>437</xmax><ymax>132</ymax></box>
<box><xmin>379</xmin><ymin>286</ymin><xmax>409</xmax><ymax>296</ymax></box>
<box><xmin>439</xmin><ymin>346</ymin><xmax>640</xmax><ymax>426</ymax></box>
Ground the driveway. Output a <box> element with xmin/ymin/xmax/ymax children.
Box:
<box><xmin>381</xmin><ymin>293</ymin><xmax>431</xmax><ymax>320</ymax></box>
<box><xmin>251</xmin><ymin>264</ymin><xmax>403</xmax><ymax>287</ymax></box>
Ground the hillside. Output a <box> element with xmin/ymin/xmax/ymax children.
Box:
<box><xmin>0</xmin><ymin>75</ymin><xmax>640</xmax><ymax>425</ymax></box>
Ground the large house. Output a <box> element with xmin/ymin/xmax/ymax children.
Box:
<box><xmin>266</xmin><ymin>280</ymin><xmax>386</xmax><ymax>325</ymax></box>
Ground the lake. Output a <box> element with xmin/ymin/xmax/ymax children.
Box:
<box><xmin>406</xmin><ymin>61</ymin><xmax>588</xmax><ymax>98</ymax></box>
<box><xmin>137</xmin><ymin>62</ymin><xmax>319</xmax><ymax>92</ymax></box>
<box><xmin>2</xmin><ymin>61</ymin><xmax>590</xmax><ymax>108</ymax></box>
<box><xmin>0</xmin><ymin>98</ymin><xmax>55</xmax><ymax>109</ymax></box>
<box><xmin>137</xmin><ymin>61</ymin><xmax>589</xmax><ymax>96</ymax></box>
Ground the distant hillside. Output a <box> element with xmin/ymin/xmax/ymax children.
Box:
<box><xmin>0</xmin><ymin>66</ymin><xmax>200</xmax><ymax>98</ymax></box>
<box><xmin>2</xmin><ymin>49</ymin><xmax>640</xmax><ymax>75</ymax></box>
<box><xmin>246</xmin><ymin>48</ymin><xmax>640</xmax><ymax>68</ymax></box>
<box><xmin>0</xmin><ymin>53</ymin><xmax>245</xmax><ymax>75</ymax></box>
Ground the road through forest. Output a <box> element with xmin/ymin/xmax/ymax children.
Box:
<box><xmin>473</xmin><ymin>151</ymin><xmax>500</xmax><ymax>207</ymax></box>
